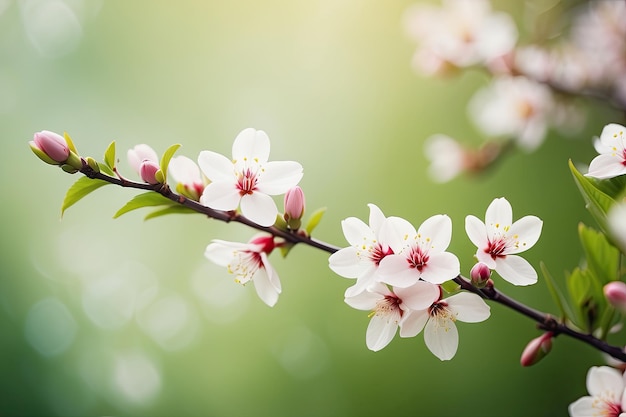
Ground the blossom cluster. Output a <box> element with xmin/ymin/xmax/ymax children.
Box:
<box><xmin>328</xmin><ymin>198</ymin><xmax>542</xmax><ymax>360</ymax></box>
<box><xmin>407</xmin><ymin>0</ymin><xmax>626</xmax><ymax>182</ymax></box>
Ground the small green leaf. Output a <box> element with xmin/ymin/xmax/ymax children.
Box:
<box><xmin>104</xmin><ymin>141</ymin><xmax>116</xmax><ymax>170</ymax></box>
<box><xmin>144</xmin><ymin>205</ymin><xmax>197</xmax><ymax>220</ymax></box>
<box><xmin>540</xmin><ymin>262</ymin><xmax>571</xmax><ymax>321</ymax></box>
<box><xmin>305</xmin><ymin>207</ymin><xmax>327</xmax><ymax>235</ymax></box>
<box><xmin>578</xmin><ymin>223</ymin><xmax>620</xmax><ymax>285</ymax></box>
<box><xmin>113</xmin><ymin>192</ymin><xmax>172</xmax><ymax>219</ymax></box>
<box><xmin>278</xmin><ymin>242</ymin><xmax>295</xmax><ymax>258</ymax></box>
<box><xmin>566</xmin><ymin>267</ymin><xmax>593</xmax><ymax>330</ymax></box>
<box><xmin>569</xmin><ymin>159</ymin><xmax>616</xmax><ymax>233</ymax></box>
<box><xmin>159</xmin><ymin>144</ymin><xmax>181</xmax><ymax>183</ymax></box>
<box><xmin>97</xmin><ymin>162</ymin><xmax>115</xmax><ymax>176</ymax></box>
<box><xmin>63</xmin><ymin>132</ymin><xmax>79</xmax><ymax>155</ymax></box>
<box><xmin>61</xmin><ymin>177</ymin><xmax>110</xmax><ymax>217</ymax></box>
<box><xmin>441</xmin><ymin>280</ymin><xmax>461</xmax><ymax>294</ymax></box>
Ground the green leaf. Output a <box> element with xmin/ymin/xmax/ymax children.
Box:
<box><xmin>97</xmin><ymin>162</ymin><xmax>115</xmax><ymax>176</ymax></box>
<box><xmin>566</xmin><ymin>267</ymin><xmax>594</xmax><ymax>331</ymax></box>
<box><xmin>159</xmin><ymin>144</ymin><xmax>181</xmax><ymax>183</ymax></box>
<box><xmin>278</xmin><ymin>242</ymin><xmax>295</xmax><ymax>258</ymax></box>
<box><xmin>441</xmin><ymin>280</ymin><xmax>461</xmax><ymax>294</ymax></box>
<box><xmin>63</xmin><ymin>132</ymin><xmax>78</xmax><ymax>154</ymax></box>
<box><xmin>540</xmin><ymin>262</ymin><xmax>572</xmax><ymax>321</ymax></box>
<box><xmin>305</xmin><ymin>207</ymin><xmax>326</xmax><ymax>235</ymax></box>
<box><xmin>144</xmin><ymin>205</ymin><xmax>197</xmax><ymax>220</ymax></box>
<box><xmin>113</xmin><ymin>192</ymin><xmax>173</xmax><ymax>219</ymax></box>
<box><xmin>578</xmin><ymin>223</ymin><xmax>621</xmax><ymax>285</ymax></box>
<box><xmin>61</xmin><ymin>177</ymin><xmax>110</xmax><ymax>217</ymax></box>
<box><xmin>569</xmin><ymin>159</ymin><xmax>616</xmax><ymax>233</ymax></box>
<box><xmin>104</xmin><ymin>141</ymin><xmax>116</xmax><ymax>170</ymax></box>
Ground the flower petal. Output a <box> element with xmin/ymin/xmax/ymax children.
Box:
<box><xmin>506</xmin><ymin>215</ymin><xmax>543</xmax><ymax>254</ymax></box>
<box><xmin>419</xmin><ymin>251</ymin><xmax>460</xmax><ymax>284</ymax></box>
<box><xmin>367</xmin><ymin>203</ymin><xmax>386</xmax><ymax>235</ymax></box>
<box><xmin>261</xmin><ymin>252</ymin><xmax>281</xmax><ymax>292</ymax></box>
<box><xmin>485</xmin><ymin>197</ymin><xmax>513</xmax><ymax>233</ymax></box>
<box><xmin>568</xmin><ymin>396</ymin><xmax>596</xmax><ymax>417</ymax></box>
<box><xmin>377</xmin><ymin>254</ymin><xmax>420</xmax><ymax>288</ymax></box>
<box><xmin>379</xmin><ymin>216</ymin><xmax>416</xmax><ymax>254</ymax></box>
<box><xmin>344</xmin><ymin>284</ymin><xmax>386</xmax><ymax>311</ymax></box>
<box><xmin>445</xmin><ymin>292</ymin><xmax>490</xmax><ymax>323</ymax></box>
<box><xmin>341</xmin><ymin>217</ymin><xmax>375</xmax><ymax>246</ymax></box>
<box><xmin>328</xmin><ymin>247</ymin><xmax>370</xmax><ymax>278</ymax></box>
<box><xmin>169</xmin><ymin>155</ymin><xmax>202</xmax><ymax>185</ymax></box>
<box><xmin>424</xmin><ymin>317</ymin><xmax>459</xmax><ymax>361</ymax></box>
<box><xmin>366</xmin><ymin>313</ymin><xmax>398</xmax><ymax>351</ymax></box>
<box><xmin>197</xmin><ymin>150</ymin><xmax>235</xmax><ymax>182</ymax></box>
<box><xmin>256</xmin><ymin>160</ymin><xmax>303</xmax><ymax>195</ymax></box>
<box><xmin>587</xmin><ymin>366</ymin><xmax>625</xmax><ymax>397</ymax></box>
<box><xmin>587</xmin><ymin>154</ymin><xmax>626</xmax><ymax>179</ymax></box>
<box><xmin>399</xmin><ymin>309</ymin><xmax>429</xmax><ymax>338</ymax></box>
<box><xmin>200</xmin><ymin>181</ymin><xmax>241</xmax><ymax>211</ymax></box>
<box><xmin>240</xmin><ymin>192</ymin><xmax>279</xmax><ymax>227</ymax></box>
<box><xmin>494</xmin><ymin>255</ymin><xmax>537</xmax><ymax>286</ymax></box>
<box><xmin>395</xmin><ymin>281</ymin><xmax>439</xmax><ymax>310</ymax></box>
<box><xmin>128</xmin><ymin>144</ymin><xmax>158</xmax><ymax>173</ymax></box>
<box><xmin>252</xmin><ymin>266</ymin><xmax>279</xmax><ymax>307</ymax></box>
<box><xmin>417</xmin><ymin>214</ymin><xmax>452</xmax><ymax>253</ymax></box>
<box><xmin>204</xmin><ymin>241</ymin><xmax>241</xmax><ymax>266</ymax></box>
<box><xmin>344</xmin><ymin>267</ymin><xmax>379</xmax><ymax>298</ymax></box>
<box><xmin>232</xmin><ymin>128</ymin><xmax>270</xmax><ymax>163</ymax></box>
<box><xmin>465</xmin><ymin>215</ymin><xmax>488</xmax><ymax>249</ymax></box>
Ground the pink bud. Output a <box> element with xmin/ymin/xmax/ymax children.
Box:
<box><xmin>31</xmin><ymin>130</ymin><xmax>70</xmax><ymax>163</ymax></box>
<box><xmin>284</xmin><ymin>186</ymin><xmax>305</xmax><ymax>230</ymax></box>
<box><xmin>604</xmin><ymin>282</ymin><xmax>626</xmax><ymax>312</ymax></box>
<box><xmin>470</xmin><ymin>262</ymin><xmax>491</xmax><ymax>288</ymax></box>
<box><xmin>139</xmin><ymin>160</ymin><xmax>161</xmax><ymax>184</ymax></box>
<box><xmin>520</xmin><ymin>332</ymin><xmax>553</xmax><ymax>367</ymax></box>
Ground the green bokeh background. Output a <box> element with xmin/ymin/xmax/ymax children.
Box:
<box><xmin>2</xmin><ymin>1</ymin><xmax>624</xmax><ymax>416</ymax></box>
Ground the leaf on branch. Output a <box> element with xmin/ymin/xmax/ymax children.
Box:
<box><xmin>113</xmin><ymin>192</ymin><xmax>173</xmax><ymax>219</ymax></box>
<box><xmin>104</xmin><ymin>141</ymin><xmax>116</xmax><ymax>170</ymax></box>
<box><xmin>441</xmin><ymin>280</ymin><xmax>460</xmax><ymax>294</ymax></box>
<box><xmin>540</xmin><ymin>262</ymin><xmax>573</xmax><ymax>322</ymax></box>
<box><xmin>578</xmin><ymin>223</ymin><xmax>620</xmax><ymax>286</ymax></box>
<box><xmin>98</xmin><ymin>162</ymin><xmax>114</xmax><ymax>176</ymax></box>
<box><xmin>144</xmin><ymin>205</ymin><xmax>197</xmax><ymax>220</ymax></box>
<box><xmin>63</xmin><ymin>132</ymin><xmax>78</xmax><ymax>154</ymax></box>
<box><xmin>569</xmin><ymin>159</ymin><xmax>616</xmax><ymax>233</ymax></box>
<box><xmin>159</xmin><ymin>143</ymin><xmax>181</xmax><ymax>184</ymax></box>
<box><xmin>566</xmin><ymin>267</ymin><xmax>594</xmax><ymax>331</ymax></box>
<box><xmin>305</xmin><ymin>207</ymin><xmax>327</xmax><ymax>235</ymax></box>
<box><xmin>61</xmin><ymin>177</ymin><xmax>110</xmax><ymax>217</ymax></box>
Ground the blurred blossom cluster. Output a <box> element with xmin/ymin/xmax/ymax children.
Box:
<box><xmin>405</xmin><ymin>0</ymin><xmax>626</xmax><ymax>182</ymax></box>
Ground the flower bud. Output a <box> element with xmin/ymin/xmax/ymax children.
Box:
<box><xmin>284</xmin><ymin>186</ymin><xmax>305</xmax><ymax>230</ymax></box>
<box><xmin>139</xmin><ymin>160</ymin><xmax>161</xmax><ymax>184</ymax></box>
<box><xmin>470</xmin><ymin>262</ymin><xmax>491</xmax><ymax>288</ymax></box>
<box><xmin>30</xmin><ymin>130</ymin><xmax>70</xmax><ymax>164</ymax></box>
<box><xmin>604</xmin><ymin>281</ymin><xmax>626</xmax><ymax>313</ymax></box>
<box><xmin>520</xmin><ymin>332</ymin><xmax>553</xmax><ymax>367</ymax></box>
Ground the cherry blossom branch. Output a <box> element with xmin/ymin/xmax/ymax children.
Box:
<box><xmin>78</xmin><ymin>162</ymin><xmax>626</xmax><ymax>362</ymax></box>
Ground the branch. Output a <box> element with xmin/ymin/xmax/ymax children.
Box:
<box><xmin>79</xmin><ymin>163</ymin><xmax>626</xmax><ymax>362</ymax></box>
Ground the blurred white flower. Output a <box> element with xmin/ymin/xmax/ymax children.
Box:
<box><xmin>469</xmin><ymin>76</ymin><xmax>554</xmax><ymax>151</ymax></box>
<box><xmin>608</xmin><ymin>202</ymin><xmax>626</xmax><ymax>254</ymax></box>
<box><xmin>404</xmin><ymin>0</ymin><xmax>518</xmax><ymax>73</ymax></box>
<box><xmin>586</xmin><ymin>124</ymin><xmax>626</xmax><ymax>179</ymax></box>
<box><xmin>423</xmin><ymin>134</ymin><xmax>466</xmax><ymax>183</ymax></box>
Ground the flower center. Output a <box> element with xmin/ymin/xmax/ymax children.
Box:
<box><xmin>228</xmin><ymin>250</ymin><xmax>263</xmax><ymax>285</ymax></box>
<box><xmin>428</xmin><ymin>301</ymin><xmax>455</xmax><ymax>330</ymax></box>
<box><xmin>485</xmin><ymin>237</ymin><xmax>507</xmax><ymax>259</ymax></box>
<box><xmin>369</xmin><ymin>243</ymin><xmax>394</xmax><ymax>265</ymax></box>
<box><xmin>592</xmin><ymin>392</ymin><xmax>622</xmax><ymax>417</ymax></box>
<box><xmin>407</xmin><ymin>246</ymin><xmax>430</xmax><ymax>271</ymax></box>
<box><xmin>371</xmin><ymin>294</ymin><xmax>403</xmax><ymax>321</ymax></box>
<box><xmin>236</xmin><ymin>168</ymin><xmax>259</xmax><ymax>196</ymax></box>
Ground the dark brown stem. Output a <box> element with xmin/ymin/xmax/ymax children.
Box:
<box><xmin>79</xmin><ymin>163</ymin><xmax>626</xmax><ymax>362</ymax></box>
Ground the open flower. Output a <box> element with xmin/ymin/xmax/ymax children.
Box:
<box><xmin>197</xmin><ymin>128</ymin><xmax>303</xmax><ymax>227</ymax></box>
<box><xmin>465</xmin><ymin>197</ymin><xmax>543</xmax><ymax>286</ymax></box>
<box><xmin>329</xmin><ymin>204</ymin><xmax>394</xmax><ymax>297</ymax></box>
<box><xmin>377</xmin><ymin>214</ymin><xmax>460</xmax><ymax>286</ymax></box>
<box><xmin>344</xmin><ymin>281</ymin><xmax>440</xmax><ymax>352</ymax></box>
<box><xmin>586</xmin><ymin>124</ymin><xmax>626</xmax><ymax>179</ymax></box>
<box><xmin>399</xmin><ymin>291</ymin><xmax>490</xmax><ymax>361</ymax></box>
<box><xmin>169</xmin><ymin>155</ymin><xmax>205</xmax><ymax>200</ymax></box>
<box><xmin>569</xmin><ymin>366</ymin><xmax>626</xmax><ymax>417</ymax></box>
<box><xmin>423</xmin><ymin>134</ymin><xmax>466</xmax><ymax>183</ymax></box>
<box><xmin>204</xmin><ymin>234</ymin><xmax>281</xmax><ymax>307</ymax></box>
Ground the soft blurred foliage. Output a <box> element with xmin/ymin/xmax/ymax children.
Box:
<box><xmin>2</xmin><ymin>0</ymin><xmax>624</xmax><ymax>416</ymax></box>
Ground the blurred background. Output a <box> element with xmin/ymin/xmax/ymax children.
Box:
<box><xmin>2</xmin><ymin>0</ymin><xmax>624</xmax><ymax>416</ymax></box>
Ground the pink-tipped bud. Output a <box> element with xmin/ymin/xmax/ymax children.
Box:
<box><xmin>31</xmin><ymin>130</ymin><xmax>70</xmax><ymax>164</ymax></box>
<box><xmin>470</xmin><ymin>262</ymin><xmax>491</xmax><ymax>288</ymax></box>
<box><xmin>284</xmin><ymin>186</ymin><xmax>305</xmax><ymax>230</ymax></box>
<box><xmin>604</xmin><ymin>282</ymin><xmax>626</xmax><ymax>313</ymax></box>
<box><xmin>139</xmin><ymin>160</ymin><xmax>161</xmax><ymax>184</ymax></box>
<box><xmin>520</xmin><ymin>332</ymin><xmax>553</xmax><ymax>367</ymax></box>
